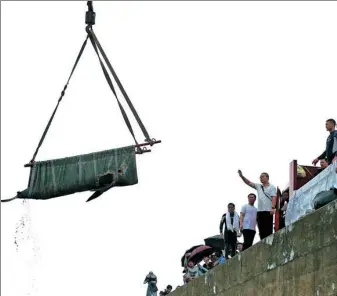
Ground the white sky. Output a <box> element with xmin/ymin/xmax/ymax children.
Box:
<box><xmin>1</xmin><ymin>1</ymin><xmax>337</xmax><ymax>296</ymax></box>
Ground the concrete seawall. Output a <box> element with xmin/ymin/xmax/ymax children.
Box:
<box><xmin>172</xmin><ymin>200</ymin><xmax>337</xmax><ymax>296</ymax></box>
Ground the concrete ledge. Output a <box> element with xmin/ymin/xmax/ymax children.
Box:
<box><xmin>172</xmin><ymin>200</ymin><xmax>337</xmax><ymax>296</ymax></box>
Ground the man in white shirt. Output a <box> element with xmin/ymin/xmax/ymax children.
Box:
<box><xmin>240</xmin><ymin>193</ymin><xmax>258</xmax><ymax>250</ymax></box>
<box><xmin>238</xmin><ymin>170</ymin><xmax>277</xmax><ymax>240</ymax></box>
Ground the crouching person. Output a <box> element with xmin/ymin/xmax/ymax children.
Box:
<box><xmin>183</xmin><ymin>261</ymin><xmax>207</xmax><ymax>283</ymax></box>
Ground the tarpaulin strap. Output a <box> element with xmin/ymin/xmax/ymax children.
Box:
<box><xmin>88</xmin><ymin>27</ymin><xmax>152</xmax><ymax>143</ymax></box>
<box><xmin>28</xmin><ymin>35</ymin><xmax>89</xmax><ymax>165</ymax></box>
<box><xmin>87</xmin><ymin>29</ymin><xmax>139</xmax><ymax>147</ymax></box>
<box><xmin>1</xmin><ymin>195</ymin><xmax>18</xmax><ymax>203</ymax></box>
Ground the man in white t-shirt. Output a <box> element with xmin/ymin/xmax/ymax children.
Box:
<box><xmin>238</xmin><ymin>170</ymin><xmax>277</xmax><ymax>240</ymax></box>
<box><xmin>239</xmin><ymin>193</ymin><xmax>258</xmax><ymax>250</ymax></box>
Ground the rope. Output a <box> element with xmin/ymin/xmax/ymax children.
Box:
<box><xmin>1</xmin><ymin>195</ymin><xmax>18</xmax><ymax>203</ymax></box>
<box><xmin>87</xmin><ymin>28</ymin><xmax>139</xmax><ymax>147</ymax></box>
<box><xmin>88</xmin><ymin>27</ymin><xmax>152</xmax><ymax>143</ymax></box>
<box><xmin>28</xmin><ymin>35</ymin><xmax>89</xmax><ymax>164</ymax></box>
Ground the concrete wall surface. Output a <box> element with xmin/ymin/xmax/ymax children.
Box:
<box><xmin>172</xmin><ymin>200</ymin><xmax>337</xmax><ymax>296</ymax></box>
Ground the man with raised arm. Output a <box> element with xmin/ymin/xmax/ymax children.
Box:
<box><xmin>238</xmin><ymin>170</ymin><xmax>277</xmax><ymax>240</ymax></box>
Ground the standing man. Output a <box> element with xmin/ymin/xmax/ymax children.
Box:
<box><xmin>312</xmin><ymin>118</ymin><xmax>337</xmax><ymax>166</ymax></box>
<box><xmin>143</xmin><ymin>272</ymin><xmax>158</xmax><ymax>296</ymax></box>
<box><xmin>219</xmin><ymin>203</ymin><xmax>240</xmax><ymax>259</ymax></box>
<box><xmin>238</xmin><ymin>170</ymin><xmax>277</xmax><ymax>240</ymax></box>
<box><xmin>239</xmin><ymin>193</ymin><xmax>258</xmax><ymax>250</ymax></box>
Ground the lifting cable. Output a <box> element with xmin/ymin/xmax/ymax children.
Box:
<box><xmin>24</xmin><ymin>1</ymin><xmax>161</xmax><ymax>168</ymax></box>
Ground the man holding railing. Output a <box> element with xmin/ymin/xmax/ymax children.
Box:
<box><xmin>312</xmin><ymin>118</ymin><xmax>337</xmax><ymax>166</ymax></box>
